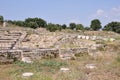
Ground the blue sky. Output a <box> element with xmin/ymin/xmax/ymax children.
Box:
<box><xmin>0</xmin><ymin>0</ymin><xmax>120</xmax><ymax>26</ymax></box>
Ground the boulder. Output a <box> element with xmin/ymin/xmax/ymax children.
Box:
<box><xmin>85</xmin><ymin>36</ymin><xmax>90</xmax><ymax>40</ymax></box>
<box><xmin>21</xmin><ymin>57</ymin><xmax>33</xmax><ymax>63</ymax></box>
<box><xmin>109</xmin><ymin>38</ymin><xmax>115</xmax><ymax>42</ymax></box>
<box><xmin>77</xmin><ymin>35</ymin><xmax>82</xmax><ymax>39</ymax></box>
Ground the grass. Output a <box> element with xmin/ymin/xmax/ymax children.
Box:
<box><xmin>0</xmin><ymin>53</ymin><xmax>120</xmax><ymax>80</ymax></box>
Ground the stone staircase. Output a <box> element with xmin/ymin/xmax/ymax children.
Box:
<box><xmin>0</xmin><ymin>28</ymin><xmax>27</xmax><ymax>63</ymax></box>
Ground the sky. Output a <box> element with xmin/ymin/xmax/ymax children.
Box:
<box><xmin>0</xmin><ymin>0</ymin><xmax>120</xmax><ymax>27</ymax></box>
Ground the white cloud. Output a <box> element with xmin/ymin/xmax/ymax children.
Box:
<box><xmin>112</xmin><ymin>6</ymin><xmax>120</xmax><ymax>16</ymax></box>
<box><xmin>96</xmin><ymin>9</ymin><xmax>104</xmax><ymax>16</ymax></box>
<box><xmin>91</xmin><ymin>6</ymin><xmax>120</xmax><ymax>18</ymax></box>
<box><xmin>89</xmin><ymin>6</ymin><xmax>120</xmax><ymax>26</ymax></box>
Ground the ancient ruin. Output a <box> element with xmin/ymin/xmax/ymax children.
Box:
<box><xmin>0</xmin><ymin>27</ymin><xmax>119</xmax><ymax>63</ymax></box>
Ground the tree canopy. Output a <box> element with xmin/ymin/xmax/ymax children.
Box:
<box><xmin>0</xmin><ymin>15</ymin><xmax>4</xmax><ymax>25</ymax></box>
<box><xmin>25</xmin><ymin>17</ymin><xmax>47</xmax><ymax>28</ymax></box>
<box><xmin>3</xmin><ymin>15</ymin><xmax>120</xmax><ymax>33</ymax></box>
<box><xmin>76</xmin><ymin>24</ymin><xmax>84</xmax><ymax>30</ymax></box>
<box><xmin>61</xmin><ymin>24</ymin><xmax>67</xmax><ymax>29</ymax></box>
<box><xmin>69</xmin><ymin>23</ymin><xmax>76</xmax><ymax>30</ymax></box>
<box><xmin>103</xmin><ymin>22</ymin><xmax>120</xmax><ymax>33</ymax></box>
<box><xmin>90</xmin><ymin>19</ymin><xmax>102</xmax><ymax>31</ymax></box>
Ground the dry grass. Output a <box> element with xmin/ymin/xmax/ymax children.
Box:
<box><xmin>0</xmin><ymin>52</ymin><xmax>120</xmax><ymax>80</ymax></box>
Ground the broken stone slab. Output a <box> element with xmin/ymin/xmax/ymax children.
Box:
<box><xmin>21</xmin><ymin>57</ymin><xmax>33</xmax><ymax>63</ymax></box>
<box><xmin>85</xmin><ymin>36</ymin><xmax>90</xmax><ymax>40</ymax></box>
<box><xmin>77</xmin><ymin>35</ymin><xmax>82</xmax><ymax>39</ymax></box>
<box><xmin>85</xmin><ymin>64</ymin><xmax>96</xmax><ymax>69</ymax></box>
<box><xmin>81</xmin><ymin>36</ymin><xmax>86</xmax><ymax>39</ymax></box>
<box><xmin>91</xmin><ymin>36</ymin><xmax>97</xmax><ymax>40</ymax></box>
<box><xmin>109</xmin><ymin>38</ymin><xmax>115</xmax><ymax>42</ymax></box>
<box><xmin>60</xmin><ymin>68</ymin><xmax>70</xmax><ymax>72</ymax></box>
<box><xmin>22</xmin><ymin>72</ymin><xmax>34</xmax><ymax>77</ymax></box>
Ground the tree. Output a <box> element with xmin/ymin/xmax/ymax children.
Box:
<box><xmin>0</xmin><ymin>15</ymin><xmax>4</xmax><ymax>25</ymax></box>
<box><xmin>103</xmin><ymin>22</ymin><xmax>120</xmax><ymax>33</ymax></box>
<box><xmin>46</xmin><ymin>23</ymin><xmax>58</xmax><ymax>32</ymax></box>
<box><xmin>14</xmin><ymin>20</ymin><xmax>25</xmax><ymax>26</ymax></box>
<box><xmin>69</xmin><ymin>23</ymin><xmax>76</xmax><ymax>30</ymax></box>
<box><xmin>61</xmin><ymin>24</ymin><xmax>67</xmax><ymax>29</ymax></box>
<box><xmin>27</xmin><ymin>22</ymin><xmax>39</xmax><ymax>29</ymax></box>
<box><xmin>56</xmin><ymin>24</ymin><xmax>62</xmax><ymax>31</ymax></box>
<box><xmin>7</xmin><ymin>20</ymin><xmax>14</xmax><ymax>24</ymax></box>
<box><xmin>84</xmin><ymin>27</ymin><xmax>91</xmax><ymax>30</ymax></box>
<box><xmin>76</xmin><ymin>24</ymin><xmax>84</xmax><ymax>30</ymax></box>
<box><xmin>90</xmin><ymin>19</ymin><xmax>102</xmax><ymax>31</ymax></box>
<box><xmin>25</xmin><ymin>17</ymin><xmax>47</xmax><ymax>28</ymax></box>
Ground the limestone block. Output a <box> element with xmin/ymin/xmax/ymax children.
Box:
<box><xmin>60</xmin><ymin>68</ymin><xmax>70</xmax><ymax>72</ymax></box>
<box><xmin>109</xmin><ymin>38</ymin><xmax>115</xmax><ymax>42</ymax></box>
<box><xmin>21</xmin><ymin>57</ymin><xmax>33</xmax><ymax>63</ymax></box>
<box><xmin>77</xmin><ymin>35</ymin><xmax>82</xmax><ymax>39</ymax></box>
<box><xmin>85</xmin><ymin>36</ymin><xmax>90</xmax><ymax>40</ymax></box>
<box><xmin>85</xmin><ymin>64</ymin><xmax>96</xmax><ymax>69</ymax></box>
<box><xmin>22</xmin><ymin>72</ymin><xmax>34</xmax><ymax>77</ymax></box>
<box><xmin>91</xmin><ymin>36</ymin><xmax>97</xmax><ymax>40</ymax></box>
<box><xmin>82</xmin><ymin>36</ymin><xmax>86</xmax><ymax>39</ymax></box>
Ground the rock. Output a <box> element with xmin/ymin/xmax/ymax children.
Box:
<box><xmin>22</xmin><ymin>72</ymin><xmax>34</xmax><ymax>77</ymax></box>
<box><xmin>77</xmin><ymin>35</ymin><xmax>82</xmax><ymax>39</ymax></box>
<box><xmin>60</xmin><ymin>68</ymin><xmax>70</xmax><ymax>72</ymax></box>
<box><xmin>85</xmin><ymin>36</ymin><xmax>90</xmax><ymax>40</ymax></box>
<box><xmin>109</xmin><ymin>38</ymin><xmax>115</xmax><ymax>42</ymax></box>
<box><xmin>85</xmin><ymin>64</ymin><xmax>96</xmax><ymax>69</ymax></box>
<box><xmin>91</xmin><ymin>36</ymin><xmax>97</xmax><ymax>40</ymax></box>
<box><xmin>82</xmin><ymin>36</ymin><xmax>86</xmax><ymax>39</ymax></box>
<box><xmin>22</xmin><ymin>57</ymin><xmax>33</xmax><ymax>63</ymax></box>
<box><xmin>103</xmin><ymin>38</ymin><xmax>109</xmax><ymax>41</ymax></box>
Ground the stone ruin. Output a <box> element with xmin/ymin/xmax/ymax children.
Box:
<box><xmin>0</xmin><ymin>28</ymin><xmax>89</xmax><ymax>63</ymax></box>
<box><xmin>0</xmin><ymin>27</ymin><xmax>117</xmax><ymax>63</ymax></box>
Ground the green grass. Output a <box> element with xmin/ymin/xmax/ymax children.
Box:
<box><xmin>0</xmin><ymin>54</ymin><xmax>120</xmax><ymax>80</ymax></box>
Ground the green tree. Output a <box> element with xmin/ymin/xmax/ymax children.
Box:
<box><xmin>25</xmin><ymin>17</ymin><xmax>46</xmax><ymax>28</ymax></box>
<box><xmin>27</xmin><ymin>22</ymin><xmax>39</xmax><ymax>29</ymax></box>
<box><xmin>69</xmin><ymin>23</ymin><xmax>76</xmax><ymax>30</ymax></box>
<box><xmin>46</xmin><ymin>23</ymin><xmax>58</xmax><ymax>32</ymax></box>
<box><xmin>61</xmin><ymin>24</ymin><xmax>67</xmax><ymax>29</ymax></box>
<box><xmin>84</xmin><ymin>27</ymin><xmax>91</xmax><ymax>30</ymax></box>
<box><xmin>14</xmin><ymin>21</ymin><xmax>25</xmax><ymax>26</ymax></box>
<box><xmin>103</xmin><ymin>22</ymin><xmax>120</xmax><ymax>33</ymax></box>
<box><xmin>56</xmin><ymin>24</ymin><xmax>62</xmax><ymax>31</ymax></box>
<box><xmin>7</xmin><ymin>20</ymin><xmax>14</xmax><ymax>24</ymax></box>
<box><xmin>90</xmin><ymin>19</ymin><xmax>102</xmax><ymax>31</ymax></box>
<box><xmin>0</xmin><ymin>15</ymin><xmax>4</xmax><ymax>25</ymax></box>
<box><xmin>76</xmin><ymin>24</ymin><xmax>84</xmax><ymax>30</ymax></box>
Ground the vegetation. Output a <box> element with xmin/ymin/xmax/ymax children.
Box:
<box><xmin>69</xmin><ymin>23</ymin><xmax>76</xmax><ymax>30</ymax></box>
<box><xmin>103</xmin><ymin>22</ymin><xmax>120</xmax><ymax>33</ymax></box>
<box><xmin>1</xmin><ymin>53</ymin><xmax>120</xmax><ymax>80</ymax></box>
<box><xmin>76</xmin><ymin>24</ymin><xmax>84</xmax><ymax>30</ymax></box>
<box><xmin>90</xmin><ymin>19</ymin><xmax>102</xmax><ymax>31</ymax></box>
<box><xmin>46</xmin><ymin>23</ymin><xmax>62</xmax><ymax>32</ymax></box>
<box><xmin>0</xmin><ymin>15</ymin><xmax>4</xmax><ymax>25</ymax></box>
<box><xmin>61</xmin><ymin>24</ymin><xmax>67</xmax><ymax>29</ymax></box>
<box><xmin>7</xmin><ymin>17</ymin><xmax>46</xmax><ymax>29</ymax></box>
<box><xmin>0</xmin><ymin>15</ymin><xmax>119</xmax><ymax>33</ymax></box>
<box><xmin>25</xmin><ymin>17</ymin><xmax>47</xmax><ymax>28</ymax></box>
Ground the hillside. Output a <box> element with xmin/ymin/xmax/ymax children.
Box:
<box><xmin>0</xmin><ymin>25</ymin><xmax>120</xmax><ymax>80</ymax></box>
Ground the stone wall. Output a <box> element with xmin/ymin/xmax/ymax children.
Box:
<box><xmin>0</xmin><ymin>48</ymin><xmax>89</xmax><ymax>63</ymax></box>
<box><xmin>24</xmin><ymin>49</ymin><xmax>59</xmax><ymax>59</ymax></box>
<box><xmin>0</xmin><ymin>50</ymin><xmax>22</xmax><ymax>63</ymax></box>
